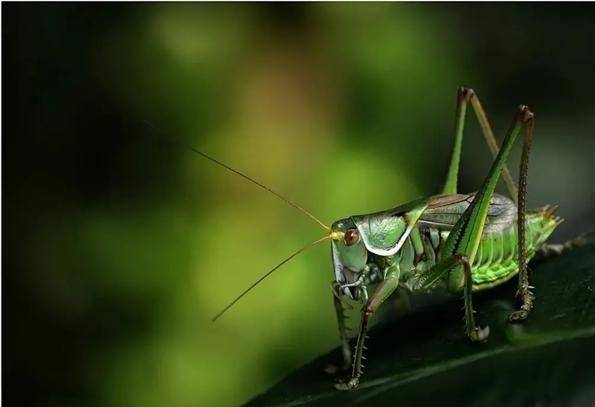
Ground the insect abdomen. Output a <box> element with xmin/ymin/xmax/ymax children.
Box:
<box><xmin>471</xmin><ymin>206</ymin><xmax>561</xmax><ymax>289</ymax></box>
<box><xmin>401</xmin><ymin>195</ymin><xmax>561</xmax><ymax>292</ymax></box>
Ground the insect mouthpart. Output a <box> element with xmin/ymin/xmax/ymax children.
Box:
<box><xmin>346</xmin><ymin>286</ymin><xmax>360</xmax><ymax>300</ymax></box>
<box><xmin>337</xmin><ymin>267</ymin><xmax>364</xmax><ymax>299</ymax></box>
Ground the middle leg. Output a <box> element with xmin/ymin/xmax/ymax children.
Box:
<box><xmin>422</xmin><ymin>254</ymin><xmax>490</xmax><ymax>341</ymax></box>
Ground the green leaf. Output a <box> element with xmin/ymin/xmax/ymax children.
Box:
<box><xmin>246</xmin><ymin>236</ymin><xmax>595</xmax><ymax>406</ymax></box>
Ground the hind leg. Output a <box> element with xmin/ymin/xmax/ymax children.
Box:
<box><xmin>509</xmin><ymin>109</ymin><xmax>535</xmax><ymax>322</ymax></box>
<box><xmin>436</xmin><ymin>105</ymin><xmax>534</xmax><ymax>336</ymax></box>
<box><xmin>442</xmin><ymin>87</ymin><xmax>518</xmax><ymax>200</ymax></box>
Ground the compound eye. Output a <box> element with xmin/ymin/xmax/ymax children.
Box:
<box><xmin>344</xmin><ymin>228</ymin><xmax>360</xmax><ymax>246</ymax></box>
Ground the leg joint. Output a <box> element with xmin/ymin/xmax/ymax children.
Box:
<box><xmin>458</xmin><ymin>86</ymin><xmax>475</xmax><ymax>102</ymax></box>
<box><xmin>517</xmin><ymin>105</ymin><xmax>534</xmax><ymax>123</ymax></box>
<box><xmin>452</xmin><ymin>254</ymin><xmax>470</xmax><ymax>267</ymax></box>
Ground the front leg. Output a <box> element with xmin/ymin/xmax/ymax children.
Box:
<box><xmin>335</xmin><ymin>266</ymin><xmax>400</xmax><ymax>391</ymax></box>
<box><xmin>332</xmin><ymin>283</ymin><xmax>352</xmax><ymax>370</ymax></box>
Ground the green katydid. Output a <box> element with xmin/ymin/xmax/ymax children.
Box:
<box><xmin>204</xmin><ymin>87</ymin><xmax>561</xmax><ymax>391</ymax></box>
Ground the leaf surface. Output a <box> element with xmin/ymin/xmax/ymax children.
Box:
<box><xmin>247</xmin><ymin>236</ymin><xmax>595</xmax><ymax>406</ymax></box>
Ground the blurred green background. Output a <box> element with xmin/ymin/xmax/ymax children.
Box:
<box><xmin>3</xmin><ymin>3</ymin><xmax>595</xmax><ymax>406</ymax></box>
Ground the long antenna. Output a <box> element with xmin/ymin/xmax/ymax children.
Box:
<box><xmin>186</xmin><ymin>145</ymin><xmax>330</xmax><ymax>232</ymax></box>
<box><xmin>211</xmin><ymin>234</ymin><xmax>331</xmax><ymax>322</ymax></box>
<box><xmin>143</xmin><ymin>122</ymin><xmax>329</xmax><ymax>232</ymax></box>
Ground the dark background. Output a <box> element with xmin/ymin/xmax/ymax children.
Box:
<box><xmin>4</xmin><ymin>4</ymin><xmax>595</xmax><ymax>406</ymax></box>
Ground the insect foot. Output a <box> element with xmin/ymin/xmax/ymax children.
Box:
<box><xmin>468</xmin><ymin>325</ymin><xmax>490</xmax><ymax>343</ymax></box>
<box><xmin>509</xmin><ymin>310</ymin><xmax>528</xmax><ymax>322</ymax></box>
<box><xmin>334</xmin><ymin>377</ymin><xmax>360</xmax><ymax>391</ymax></box>
<box><xmin>509</xmin><ymin>289</ymin><xmax>535</xmax><ymax>323</ymax></box>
